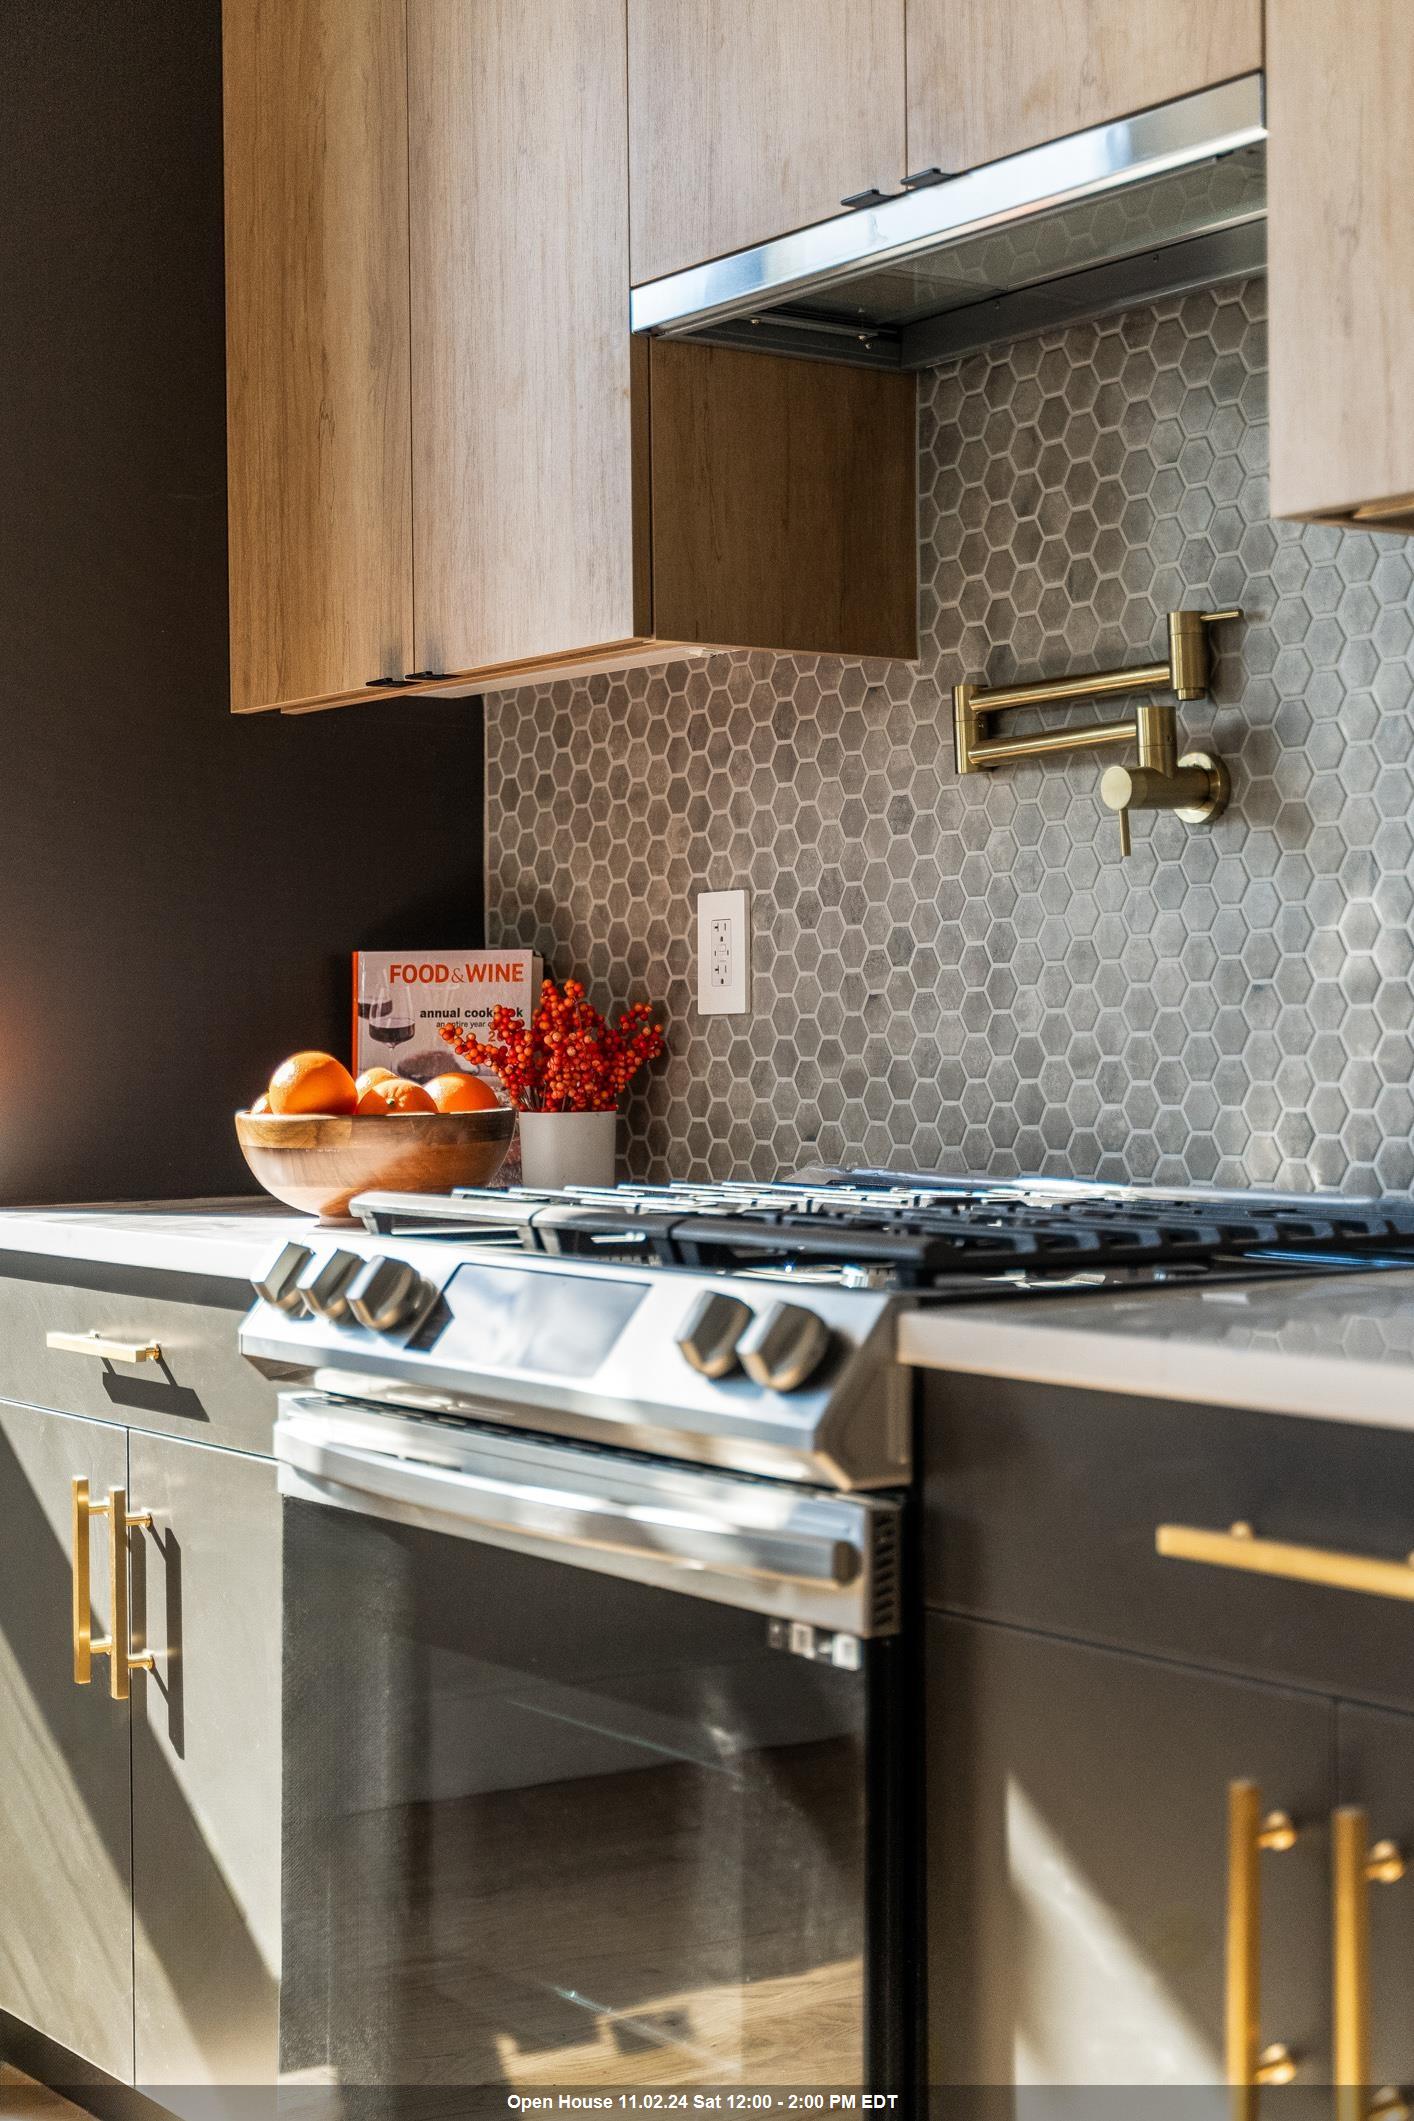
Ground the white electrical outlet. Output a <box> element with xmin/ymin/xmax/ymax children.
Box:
<box><xmin>697</xmin><ymin>889</ymin><xmax>750</xmax><ymax>1015</ymax></box>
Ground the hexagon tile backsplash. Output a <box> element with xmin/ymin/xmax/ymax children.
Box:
<box><xmin>485</xmin><ymin>277</ymin><xmax>1414</xmax><ymax>1195</ymax></box>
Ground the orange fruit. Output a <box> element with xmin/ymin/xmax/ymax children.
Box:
<box><xmin>355</xmin><ymin>1085</ymin><xmax>394</xmax><ymax>1115</ymax></box>
<box><xmin>356</xmin><ymin>1067</ymin><xmax>399</xmax><ymax>1096</ymax></box>
<box><xmin>268</xmin><ymin>1051</ymin><xmax>359</xmax><ymax>1116</ymax></box>
<box><xmin>425</xmin><ymin>1073</ymin><xmax>499</xmax><ymax>1113</ymax></box>
<box><xmin>249</xmin><ymin>1092</ymin><xmax>271</xmax><ymax>1115</ymax></box>
<box><xmin>374</xmin><ymin>1078</ymin><xmax>437</xmax><ymax>1115</ymax></box>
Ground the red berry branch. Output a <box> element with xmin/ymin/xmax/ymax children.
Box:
<box><xmin>441</xmin><ymin>977</ymin><xmax>666</xmax><ymax>1114</ymax></box>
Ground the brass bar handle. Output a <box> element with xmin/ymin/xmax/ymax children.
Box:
<box><xmin>47</xmin><ymin>1330</ymin><xmax>162</xmax><ymax>1364</ymax></box>
<box><xmin>1157</xmin><ymin>1522</ymin><xmax>1414</xmax><ymax>1603</ymax></box>
<box><xmin>1333</xmin><ymin>1807</ymin><xmax>1407</xmax><ymax>2121</ymax></box>
<box><xmin>71</xmin><ymin>1477</ymin><xmax>111</xmax><ymax>1686</ymax></box>
<box><xmin>102</xmin><ymin>1485</ymin><xmax>153</xmax><ymax>1702</ymax></box>
<box><xmin>1351</xmin><ymin>495</ymin><xmax>1414</xmax><ymax>525</ymax></box>
<box><xmin>1227</xmin><ymin>1780</ymin><xmax>1299</xmax><ymax>2112</ymax></box>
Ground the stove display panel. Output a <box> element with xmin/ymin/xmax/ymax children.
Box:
<box><xmin>420</xmin><ymin>1262</ymin><xmax>647</xmax><ymax>1379</ymax></box>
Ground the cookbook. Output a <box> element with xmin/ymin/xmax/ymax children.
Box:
<box><xmin>352</xmin><ymin>949</ymin><xmax>542</xmax><ymax>1087</ymax></box>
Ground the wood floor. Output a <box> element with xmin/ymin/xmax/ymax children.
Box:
<box><xmin>0</xmin><ymin>2071</ymin><xmax>91</xmax><ymax>2121</ymax></box>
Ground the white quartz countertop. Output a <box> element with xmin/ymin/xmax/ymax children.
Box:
<box><xmin>898</xmin><ymin>1269</ymin><xmax>1414</xmax><ymax>1431</ymax></box>
<box><xmin>0</xmin><ymin>1199</ymin><xmax>319</xmax><ymax>1282</ymax></box>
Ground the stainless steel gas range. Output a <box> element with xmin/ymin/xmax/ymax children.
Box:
<box><xmin>240</xmin><ymin>1172</ymin><xmax>1414</xmax><ymax>2100</ymax></box>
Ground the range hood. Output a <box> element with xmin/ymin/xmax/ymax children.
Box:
<box><xmin>630</xmin><ymin>76</ymin><xmax>1266</xmax><ymax>369</ymax></box>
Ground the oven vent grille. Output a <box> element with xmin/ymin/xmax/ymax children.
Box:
<box><xmin>868</xmin><ymin>1510</ymin><xmax>903</xmax><ymax>1637</ymax></box>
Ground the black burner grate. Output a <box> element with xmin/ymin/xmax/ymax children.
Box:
<box><xmin>353</xmin><ymin>1175</ymin><xmax>1414</xmax><ymax>1294</ymax></box>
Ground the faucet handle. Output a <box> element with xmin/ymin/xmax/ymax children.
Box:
<box><xmin>1100</xmin><ymin>764</ymin><xmax>1135</xmax><ymax>857</ymax></box>
<box><xmin>1200</xmin><ymin>608</ymin><xmax>1242</xmax><ymax>625</ymax></box>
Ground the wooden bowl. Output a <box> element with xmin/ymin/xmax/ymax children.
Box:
<box><xmin>235</xmin><ymin>1107</ymin><xmax>514</xmax><ymax>1222</ymax></box>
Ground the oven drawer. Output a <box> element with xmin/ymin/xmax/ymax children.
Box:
<box><xmin>921</xmin><ymin>1372</ymin><xmax>1414</xmax><ymax>1713</ymax></box>
<box><xmin>0</xmin><ymin>1253</ymin><xmax>279</xmax><ymax>1455</ymax></box>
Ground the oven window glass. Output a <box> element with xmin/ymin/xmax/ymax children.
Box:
<box><xmin>281</xmin><ymin>1498</ymin><xmax>875</xmax><ymax>2093</ymax></box>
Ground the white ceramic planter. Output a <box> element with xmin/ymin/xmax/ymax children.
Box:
<box><xmin>517</xmin><ymin>1109</ymin><xmax>618</xmax><ymax>1190</ymax></box>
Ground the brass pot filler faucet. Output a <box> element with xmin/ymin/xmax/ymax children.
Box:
<box><xmin>952</xmin><ymin>607</ymin><xmax>1240</xmax><ymax>856</ymax></box>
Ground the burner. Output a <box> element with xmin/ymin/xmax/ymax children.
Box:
<box><xmin>351</xmin><ymin>1174</ymin><xmax>1414</xmax><ymax>1298</ymax></box>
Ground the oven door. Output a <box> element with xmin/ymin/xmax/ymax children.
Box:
<box><xmin>276</xmin><ymin>1394</ymin><xmax>909</xmax><ymax>2099</ymax></box>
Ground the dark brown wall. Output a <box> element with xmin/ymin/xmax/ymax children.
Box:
<box><xmin>0</xmin><ymin>1</ymin><xmax>484</xmax><ymax>1203</ymax></box>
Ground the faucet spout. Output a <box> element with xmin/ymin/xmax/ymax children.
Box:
<box><xmin>953</xmin><ymin>606</ymin><xmax>1241</xmax><ymax>859</ymax></box>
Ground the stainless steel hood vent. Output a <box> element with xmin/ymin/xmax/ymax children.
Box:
<box><xmin>630</xmin><ymin>76</ymin><xmax>1266</xmax><ymax>370</ymax></box>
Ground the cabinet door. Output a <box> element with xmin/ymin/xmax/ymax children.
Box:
<box><xmin>223</xmin><ymin>0</ymin><xmax>414</xmax><ymax>713</ymax></box>
<box><xmin>409</xmin><ymin>0</ymin><xmax>644</xmax><ymax>676</ymax></box>
<box><xmin>908</xmin><ymin>0</ymin><xmax>1261</xmax><ymax>177</ymax></box>
<box><xmin>129</xmin><ymin>1434</ymin><xmax>281</xmax><ymax>2085</ymax></box>
<box><xmin>628</xmin><ymin>0</ymin><xmax>906</xmax><ymax>286</ymax></box>
<box><xmin>0</xmin><ymin>1403</ymin><xmax>133</xmax><ymax>2081</ymax></box>
<box><xmin>1336</xmin><ymin>1705</ymin><xmax>1414</xmax><ymax>2091</ymax></box>
<box><xmin>926</xmin><ymin>1616</ymin><xmax>1332</xmax><ymax>2087</ymax></box>
<box><xmin>1268</xmin><ymin>0</ymin><xmax>1414</xmax><ymax>528</ymax></box>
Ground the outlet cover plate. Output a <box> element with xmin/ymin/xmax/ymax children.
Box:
<box><xmin>697</xmin><ymin>889</ymin><xmax>749</xmax><ymax>1015</ymax></box>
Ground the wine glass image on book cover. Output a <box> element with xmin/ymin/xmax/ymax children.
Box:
<box><xmin>361</xmin><ymin>981</ymin><xmax>416</xmax><ymax>1053</ymax></box>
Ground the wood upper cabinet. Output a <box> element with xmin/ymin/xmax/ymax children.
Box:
<box><xmin>628</xmin><ymin>0</ymin><xmax>906</xmax><ymax>287</ymax></box>
<box><xmin>408</xmin><ymin>0</ymin><xmax>641</xmax><ymax>676</ymax></box>
<box><xmin>1268</xmin><ymin>0</ymin><xmax>1414</xmax><ymax>530</ymax></box>
<box><xmin>223</xmin><ymin>0</ymin><xmax>414</xmax><ymax>715</ymax></box>
<box><xmin>907</xmin><ymin>0</ymin><xmax>1262</xmax><ymax>177</ymax></box>
<box><xmin>223</xmin><ymin>0</ymin><xmax>917</xmax><ymax>714</ymax></box>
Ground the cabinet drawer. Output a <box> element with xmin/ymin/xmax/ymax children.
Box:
<box><xmin>0</xmin><ymin>1254</ymin><xmax>278</xmax><ymax>1455</ymax></box>
<box><xmin>922</xmin><ymin>1373</ymin><xmax>1414</xmax><ymax>1712</ymax></box>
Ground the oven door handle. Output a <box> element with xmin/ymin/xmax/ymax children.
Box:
<box><xmin>280</xmin><ymin>1424</ymin><xmax>864</xmax><ymax>1589</ymax></box>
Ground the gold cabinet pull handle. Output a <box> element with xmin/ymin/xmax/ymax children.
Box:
<box><xmin>74</xmin><ymin>1483</ymin><xmax>154</xmax><ymax>1701</ymax></box>
<box><xmin>71</xmin><ymin>1477</ymin><xmax>109</xmax><ymax>1686</ymax></box>
<box><xmin>47</xmin><ymin>1330</ymin><xmax>162</xmax><ymax>1364</ymax></box>
<box><xmin>1227</xmin><ymin>1780</ymin><xmax>1299</xmax><ymax>2107</ymax></box>
<box><xmin>1158</xmin><ymin>1522</ymin><xmax>1414</xmax><ymax>1603</ymax></box>
<box><xmin>104</xmin><ymin>1486</ymin><xmax>153</xmax><ymax>1702</ymax></box>
<box><xmin>1333</xmin><ymin>1807</ymin><xmax>1407</xmax><ymax>2121</ymax></box>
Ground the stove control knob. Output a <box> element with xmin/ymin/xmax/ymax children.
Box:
<box><xmin>346</xmin><ymin>1255</ymin><xmax>423</xmax><ymax>1334</ymax></box>
<box><xmin>295</xmin><ymin>1250</ymin><xmax>362</xmax><ymax>1323</ymax></box>
<box><xmin>676</xmin><ymin>1291</ymin><xmax>753</xmax><ymax>1379</ymax></box>
<box><xmin>738</xmin><ymin>1301</ymin><xmax>834</xmax><ymax>1393</ymax></box>
<box><xmin>251</xmin><ymin>1240</ymin><xmax>313</xmax><ymax>1312</ymax></box>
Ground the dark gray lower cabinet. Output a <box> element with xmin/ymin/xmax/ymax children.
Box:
<box><xmin>1336</xmin><ymin>1704</ymin><xmax>1414</xmax><ymax>2092</ymax></box>
<box><xmin>0</xmin><ymin>1397</ymin><xmax>280</xmax><ymax>2090</ymax></box>
<box><xmin>131</xmin><ymin>1430</ymin><xmax>281</xmax><ymax>2086</ymax></box>
<box><xmin>0</xmin><ymin>1401</ymin><xmax>134</xmax><ymax>2081</ymax></box>
<box><xmin>925</xmin><ymin>1615</ymin><xmax>1335</xmax><ymax>2088</ymax></box>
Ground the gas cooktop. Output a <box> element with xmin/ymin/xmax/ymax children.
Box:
<box><xmin>243</xmin><ymin>1171</ymin><xmax>1414</xmax><ymax>1489</ymax></box>
<box><xmin>350</xmin><ymin>1170</ymin><xmax>1414</xmax><ymax>1298</ymax></box>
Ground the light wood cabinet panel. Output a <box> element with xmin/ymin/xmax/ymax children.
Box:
<box><xmin>628</xmin><ymin>0</ymin><xmax>906</xmax><ymax>286</ymax></box>
<box><xmin>131</xmin><ymin>1435</ymin><xmax>281</xmax><ymax>2085</ymax></box>
<box><xmin>223</xmin><ymin>0</ymin><xmax>414</xmax><ymax>714</ymax></box>
<box><xmin>650</xmin><ymin>344</ymin><xmax>916</xmax><ymax>660</ymax></box>
<box><xmin>0</xmin><ymin>1404</ymin><xmax>133</xmax><ymax>2082</ymax></box>
<box><xmin>1268</xmin><ymin>0</ymin><xmax>1414</xmax><ymax>530</ymax></box>
<box><xmin>907</xmin><ymin>0</ymin><xmax>1261</xmax><ymax>177</ymax></box>
<box><xmin>409</xmin><ymin>0</ymin><xmax>643</xmax><ymax>675</ymax></box>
